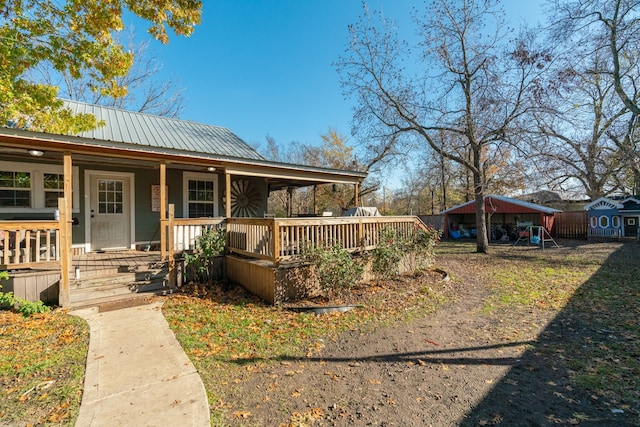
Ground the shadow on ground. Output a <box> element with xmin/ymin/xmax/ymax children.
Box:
<box><xmin>459</xmin><ymin>243</ymin><xmax>640</xmax><ymax>426</ymax></box>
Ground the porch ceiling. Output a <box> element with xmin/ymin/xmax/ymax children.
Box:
<box><xmin>0</xmin><ymin>128</ymin><xmax>366</xmax><ymax>188</ymax></box>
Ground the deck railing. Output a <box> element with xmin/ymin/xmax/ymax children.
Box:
<box><xmin>0</xmin><ymin>221</ymin><xmax>60</xmax><ymax>269</ymax></box>
<box><xmin>161</xmin><ymin>215</ymin><xmax>425</xmax><ymax>266</ymax></box>
<box><xmin>587</xmin><ymin>228</ymin><xmax>622</xmax><ymax>239</ymax></box>
<box><xmin>227</xmin><ymin>216</ymin><xmax>425</xmax><ymax>265</ymax></box>
<box><xmin>167</xmin><ymin>217</ymin><xmax>226</xmax><ymax>252</ymax></box>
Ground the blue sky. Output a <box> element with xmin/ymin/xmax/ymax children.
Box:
<box><xmin>132</xmin><ymin>1</ymin><xmax>546</xmax><ymax>152</ymax></box>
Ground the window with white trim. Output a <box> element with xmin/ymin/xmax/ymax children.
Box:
<box><xmin>599</xmin><ymin>215</ymin><xmax>609</xmax><ymax>228</ymax></box>
<box><xmin>612</xmin><ymin>216</ymin><xmax>621</xmax><ymax>228</ymax></box>
<box><xmin>590</xmin><ymin>216</ymin><xmax>597</xmax><ymax>228</ymax></box>
<box><xmin>0</xmin><ymin>161</ymin><xmax>80</xmax><ymax>212</ymax></box>
<box><xmin>0</xmin><ymin>171</ymin><xmax>31</xmax><ymax>207</ymax></box>
<box><xmin>183</xmin><ymin>172</ymin><xmax>218</xmax><ymax>218</ymax></box>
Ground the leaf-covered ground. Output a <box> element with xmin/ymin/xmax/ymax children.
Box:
<box><xmin>165</xmin><ymin>240</ymin><xmax>640</xmax><ymax>426</ymax></box>
<box><xmin>1</xmin><ymin>239</ymin><xmax>638</xmax><ymax>426</ymax></box>
<box><xmin>0</xmin><ymin>310</ymin><xmax>89</xmax><ymax>425</ymax></box>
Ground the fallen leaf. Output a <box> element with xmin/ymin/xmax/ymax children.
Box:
<box><xmin>233</xmin><ymin>411</ymin><xmax>252</xmax><ymax>418</ymax></box>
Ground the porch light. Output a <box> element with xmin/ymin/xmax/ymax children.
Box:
<box><xmin>28</xmin><ymin>149</ymin><xmax>44</xmax><ymax>157</ymax></box>
<box><xmin>207</xmin><ymin>166</ymin><xmax>216</xmax><ymax>172</ymax></box>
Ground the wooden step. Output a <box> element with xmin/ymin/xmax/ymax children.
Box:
<box><xmin>68</xmin><ymin>289</ymin><xmax>173</xmax><ymax>311</ymax></box>
<box><xmin>68</xmin><ymin>267</ymin><xmax>171</xmax><ymax>309</ymax></box>
<box><xmin>71</xmin><ymin>268</ymin><xmax>167</xmax><ymax>289</ymax></box>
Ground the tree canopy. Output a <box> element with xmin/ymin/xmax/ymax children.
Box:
<box><xmin>0</xmin><ymin>0</ymin><xmax>201</xmax><ymax>133</ymax></box>
<box><xmin>336</xmin><ymin>0</ymin><xmax>548</xmax><ymax>252</ymax></box>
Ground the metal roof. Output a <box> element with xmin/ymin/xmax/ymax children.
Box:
<box><xmin>441</xmin><ymin>195</ymin><xmax>561</xmax><ymax>215</ymax></box>
<box><xmin>63</xmin><ymin>100</ymin><xmax>265</xmax><ymax>161</ymax></box>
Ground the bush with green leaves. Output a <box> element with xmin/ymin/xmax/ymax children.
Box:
<box><xmin>371</xmin><ymin>225</ymin><xmax>442</xmax><ymax>280</ymax></box>
<box><xmin>183</xmin><ymin>227</ymin><xmax>226</xmax><ymax>284</ymax></box>
<box><xmin>0</xmin><ymin>271</ymin><xmax>50</xmax><ymax>316</ymax></box>
<box><xmin>408</xmin><ymin>225</ymin><xmax>441</xmax><ymax>273</ymax></box>
<box><xmin>302</xmin><ymin>242</ymin><xmax>364</xmax><ymax>298</ymax></box>
<box><xmin>371</xmin><ymin>227</ymin><xmax>407</xmax><ymax>281</ymax></box>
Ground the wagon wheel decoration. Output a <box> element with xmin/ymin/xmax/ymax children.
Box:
<box><xmin>229</xmin><ymin>179</ymin><xmax>262</xmax><ymax>217</ymax></box>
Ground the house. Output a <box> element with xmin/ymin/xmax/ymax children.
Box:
<box><xmin>0</xmin><ymin>100</ymin><xmax>424</xmax><ymax>306</ymax></box>
<box><xmin>441</xmin><ymin>195</ymin><xmax>561</xmax><ymax>240</ymax></box>
<box><xmin>584</xmin><ymin>196</ymin><xmax>640</xmax><ymax>240</ymax></box>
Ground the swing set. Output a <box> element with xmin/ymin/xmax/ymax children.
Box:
<box><xmin>512</xmin><ymin>223</ymin><xmax>559</xmax><ymax>250</ymax></box>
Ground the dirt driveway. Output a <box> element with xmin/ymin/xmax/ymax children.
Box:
<box><xmin>220</xmin><ymin>242</ymin><xmax>637</xmax><ymax>426</ymax></box>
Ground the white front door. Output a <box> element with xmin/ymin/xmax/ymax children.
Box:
<box><xmin>89</xmin><ymin>173</ymin><xmax>132</xmax><ymax>251</ymax></box>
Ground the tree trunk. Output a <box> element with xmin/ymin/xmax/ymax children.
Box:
<box><xmin>474</xmin><ymin>173</ymin><xmax>489</xmax><ymax>253</ymax></box>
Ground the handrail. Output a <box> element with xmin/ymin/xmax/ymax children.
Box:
<box><xmin>0</xmin><ymin>220</ymin><xmax>60</xmax><ymax>268</ymax></box>
<box><xmin>226</xmin><ymin>216</ymin><xmax>424</xmax><ymax>266</ymax></box>
<box><xmin>160</xmin><ymin>214</ymin><xmax>226</xmax><ymax>258</ymax></box>
<box><xmin>157</xmin><ymin>212</ymin><xmax>427</xmax><ymax>283</ymax></box>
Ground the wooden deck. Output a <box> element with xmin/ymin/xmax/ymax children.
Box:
<box><xmin>3</xmin><ymin>214</ymin><xmax>430</xmax><ymax>307</ymax></box>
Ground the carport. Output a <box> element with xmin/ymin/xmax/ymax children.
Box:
<box><xmin>441</xmin><ymin>195</ymin><xmax>561</xmax><ymax>240</ymax></box>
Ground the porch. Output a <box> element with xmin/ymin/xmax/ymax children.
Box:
<box><xmin>4</xmin><ymin>249</ymin><xmax>167</xmax><ymax>309</ymax></box>
<box><xmin>2</xmin><ymin>213</ymin><xmax>428</xmax><ymax>307</ymax></box>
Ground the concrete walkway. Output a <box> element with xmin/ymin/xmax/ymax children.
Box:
<box><xmin>71</xmin><ymin>300</ymin><xmax>210</xmax><ymax>427</ymax></box>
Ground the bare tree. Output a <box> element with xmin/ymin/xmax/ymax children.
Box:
<box><xmin>549</xmin><ymin>0</ymin><xmax>640</xmax><ymax>115</ymax></box>
<box><xmin>336</xmin><ymin>0</ymin><xmax>547</xmax><ymax>252</ymax></box>
<box><xmin>34</xmin><ymin>30</ymin><xmax>186</xmax><ymax>117</ymax></box>
<box><xmin>530</xmin><ymin>53</ymin><xmax>631</xmax><ymax>199</ymax></box>
<box><xmin>549</xmin><ymin>0</ymin><xmax>640</xmax><ymax>194</ymax></box>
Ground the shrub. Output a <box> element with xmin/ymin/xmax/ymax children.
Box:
<box><xmin>0</xmin><ymin>271</ymin><xmax>14</xmax><ymax>310</ymax></box>
<box><xmin>408</xmin><ymin>225</ymin><xmax>441</xmax><ymax>273</ymax></box>
<box><xmin>370</xmin><ymin>225</ymin><xmax>441</xmax><ymax>280</ymax></box>
<box><xmin>183</xmin><ymin>227</ymin><xmax>226</xmax><ymax>284</ymax></box>
<box><xmin>302</xmin><ymin>242</ymin><xmax>364</xmax><ymax>298</ymax></box>
<box><xmin>371</xmin><ymin>227</ymin><xmax>407</xmax><ymax>281</ymax></box>
<box><xmin>0</xmin><ymin>289</ymin><xmax>15</xmax><ymax>310</ymax></box>
<box><xmin>0</xmin><ymin>271</ymin><xmax>50</xmax><ymax>316</ymax></box>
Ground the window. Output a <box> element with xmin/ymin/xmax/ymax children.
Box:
<box><xmin>599</xmin><ymin>216</ymin><xmax>609</xmax><ymax>228</ymax></box>
<box><xmin>590</xmin><ymin>216</ymin><xmax>597</xmax><ymax>228</ymax></box>
<box><xmin>183</xmin><ymin>172</ymin><xmax>218</xmax><ymax>218</ymax></box>
<box><xmin>43</xmin><ymin>173</ymin><xmax>64</xmax><ymax>208</ymax></box>
<box><xmin>612</xmin><ymin>216</ymin><xmax>621</xmax><ymax>228</ymax></box>
<box><xmin>98</xmin><ymin>179</ymin><xmax>124</xmax><ymax>214</ymax></box>
<box><xmin>0</xmin><ymin>161</ymin><xmax>80</xmax><ymax>212</ymax></box>
<box><xmin>188</xmin><ymin>179</ymin><xmax>214</xmax><ymax>217</ymax></box>
<box><xmin>0</xmin><ymin>171</ymin><xmax>31</xmax><ymax>207</ymax></box>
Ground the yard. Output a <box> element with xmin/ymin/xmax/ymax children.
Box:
<box><xmin>163</xmin><ymin>239</ymin><xmax>640</xmax><ymax>426</ymax></box>
<box><xmin>1</xmin><ymin>239</ymin><xmax>639</xmax><ymax>426</ymax></box>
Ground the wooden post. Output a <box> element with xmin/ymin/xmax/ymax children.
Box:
<box><xmin>64</xmin><ymin>153</ymin><xmax>72</xmax><ymax>225</ymax></box>
<box><xmin>354</xmin><ymin>182</ymin><xmax>360</xmax><ymax>207</ymax></box>
<box><xmin>287</xmin><ymin>188</ymin><xmax>294</xmax><ymax>217</ymax></box>
<box><xmin>58</xmin><ymin>153</ymin><xmax>73</xmax><ymax>308</ymax></box>
<box><xmin>271</xmin><ymin>217</ymin><xmax>280</xmax><ymax>267</ymax></box>
<box><xmin>58</xmin><ymin>197</ymin><xmax>70</xmax><ymax>307</ymax></box>
<box><xmin>160</xmin><ymin>162</ymin><xmax>167</xmax><ymax>260</ymax></box>
<box><xmin>357</xmin><ymin>218</ymin><xmax>364</xmax><ymax>248</ymax></box>
<box><xmin>225</xmin><ymin>173</ymin><xmax>232</xmax><ymax>218</ymax></box>
<box><xmin>313</xmin><ymin>185</ymin><xmax>318</xmax><ymax>215</ymax></box>
<box><xmin>168</xmin><ymin>204</ymin><xmax>176</xmax><ymax>287</ymax></box>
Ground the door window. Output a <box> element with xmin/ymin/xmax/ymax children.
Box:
<box><xmin>98</xmin><ymin>179</ymin><xmax>124</xmax><ymax>214</ymax></box>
